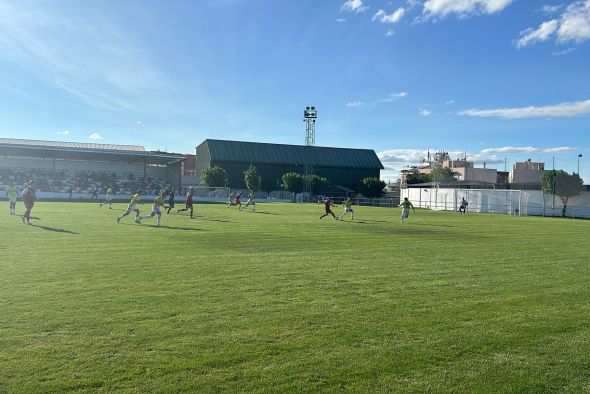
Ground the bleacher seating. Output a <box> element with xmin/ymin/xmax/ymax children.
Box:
<box><xmin>0</xmin><ymin>167</ymin><xmax>170</xmax><ymax>195</ymax></box>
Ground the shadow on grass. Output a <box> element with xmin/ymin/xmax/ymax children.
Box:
<box><xmin>411</xmin><ymin>223</ymin><xmax>456</xmax><ymax>228</ymax></box>
<box><xmin>31</xmin><ymin>224</ymin><xmax>78</xmax><ymax>234</ymax></box>
<box><xmin>251</xmin><ymin>211</ymin><xmax>281</xmax><ymax>215</ymax></box>
<box><xmin>156</xmin><ymin>225</ymin><xmax>207</xmax><ymax>231</ymax></box>
<box><xmin>350</xmin><ymin>219</ymin><xmax>390</xmax><ymax>224</ymax></box>
<box><xmin>196</xmin><ymin>218</ymin><xmax>235</xmax><ymax>223</ymax></box>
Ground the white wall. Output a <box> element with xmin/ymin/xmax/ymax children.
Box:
<box><xmin>402</xmin><ymin>187</ymin><xmax>590</xmax><ymax>218</ymax></box>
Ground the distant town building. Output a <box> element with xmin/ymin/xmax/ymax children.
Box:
<box><xmin>399</xmin><ymin>152</ymin><xmax>546</xmax><ymax>190</ymax></box>
<box><xmin>509</xmin><ymin>160</ymin><xmax>544</xmax><ymax>184</ymax></box>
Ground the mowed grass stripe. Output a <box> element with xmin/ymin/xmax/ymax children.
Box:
<box><xmin>1</xmin><ymin>201</ymin><xmax>589</xmax><ymax>392</ymax></box>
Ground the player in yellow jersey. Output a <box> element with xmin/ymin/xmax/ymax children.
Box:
<box><xmin>241</xmin><ymin>192</ymin><xmax>256</xmax><ymax>211</ymax></box>
<box><xmin>400</xmin><ymin>197</ymin><xmax>415</xmax><ymax>223</ymax></box>
<box><xmin>6</xmin><ymin>183</ymin><xmax>18</xmax><ymax>215</ymax></box>
<box><xmin>340</xmin><ymin>197</ymin><xmax>355</xmax><ymax>220</ymax></box>
<box><xmin>116</xmin><ymin>190</ymin><xmax>142</xmax><ymax>223</ymax></box>
<box><xmin>138</xmin><ymin>192</ymin><xmax>165</xmax><ymax>226</ymax></box>
<box><xmin>100</xmin><ymin>186</ymin><xmax>113</xmax><ymax>209</ymax></box>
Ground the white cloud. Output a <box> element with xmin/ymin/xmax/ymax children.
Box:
<box><xmin>481</xmin><ymin>146</ymin><xmax>576</xmax><ymax>154</ymax></box>
<box><xmin>407</xmin><ymin>0</ymin><xmax>420</xmax><ymax>9</ymax></box>
<box><xmin>459</xmin><ymin>99</ymin><xmax>590</xmax><ymax>119</ymax></box>
<box><xmin>0</xmin><ymin>2</ymin><xmax>177</xmax><ymax>113</ymax></box>
<box><xmin>557</xmin><ymin>0</ymin><xmax>590</xmax><ymax>43</ymax></box>
<box><xmin>551</xmin><ymin>47</ymin><xmax>577</xmax><ymax>55</ymax></box>
<box><xmin>336</xmin><ymin>18</ymin><xmax>347</xmax><ymax>22</ymax></box>
<box><xmin>422</xmin><ymin>0</ymin><xmax>514</xmax><ymax>19</ymax></box>
<box><xmin>386</xmin><ymin>29</ymin><xmax>395</xmax><ymax>37</ymax></box>
<box><xmin>445</xmin><ymin>99</ymin><xmax>455</xmax><ymax>105</ymax></box>
<box><xmin>88</xmin><ymin>132</ymin><xmax>103</xmax><ymax>140</ymax></box>
<box><xmin>541</xmin><ymin>4</ymin><xmax>565</xmax><ymax>14</ymax></box>
<box><xmin>378</xmin><ymin>149</ymin><xmax>429</xmax><ymax>164</ymax></box>
<box><xmin>516</xmin><ymin>1</ymin><xmax>590</xmax><ymax>47</ymax></box>
<box><xmin>420</xmin><ymin>108</ymin><xmax>432</xmax><ymax>116</ymax></box>
<box><xmin>341</xmin><ymin>0</ymin><xmax>368</xmax><ymax>13</ymax></box>
<box><xmin>373</xmin><ymin>8</ymin><xmax>405</xmax><ymax>23</ymax></box>
<box><xmin>379</xmin><ymin>91</ymin><xmax>407</xmax><ymax>102</ymax></box>
<box><xmin>515</xmin><ymin>20</ymin><xmax>559</xmax><ymax>48</ymax></box>
<box><xmin>346</xmin><ymin>101</ymin><xmax>363</xmax><ymax>107</ymax></box>
<box><xmin>56</xmin><ymin>130</ymin><xmax>70</xmax><ymax>135</ymax></box>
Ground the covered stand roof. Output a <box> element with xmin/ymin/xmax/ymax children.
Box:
<box><xmin>0</xmin><ymin>138</ymin><xmax>185</xmax><ymax>164</ymax></box>
<box><xmin>199</xmin><ymin>139</ymin><xmax>384</xmax><ymax>169</ymax></box>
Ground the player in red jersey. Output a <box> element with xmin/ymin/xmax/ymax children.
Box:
<box><xmin>320</xmin><ymin>197</ymin><xmax>338</xmax><ymax>220</ymax></box>
<box><xmin>21</xmin><ymin>180</ymin><xmax>36</xmax><ymax>225</ymax></box>
<box><xmin>234</xmin><ymin>190</ymin><xmax>243</xmax><ymax>209</ymax></box>
<box><xmin>177</xmin><ymin>187</ymin><xmax>195</xmax><ymax>218</ymax></box>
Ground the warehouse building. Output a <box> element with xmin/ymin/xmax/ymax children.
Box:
<box><xmin>195</xmin><ymin>139</ymin><xmax>383</xmax><ymax>190</ymax></box>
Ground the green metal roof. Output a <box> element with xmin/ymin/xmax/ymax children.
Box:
<box><xmin>199</xmin><ymin>139</ymin><xmax>384</xmax><ymax>169</ymax></box>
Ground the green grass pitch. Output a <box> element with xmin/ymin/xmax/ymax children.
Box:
<box><xmin>1</xmin><ymin>201</ymin><xmax>589</xmax><ymax>392</ymax></box>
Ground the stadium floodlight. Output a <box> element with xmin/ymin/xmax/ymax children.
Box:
<box><xmin>303</xmin><ymin>107</ymin><xmax>317</xmax><ymax>120</ymax></box>
<box><xmin>578</xmin><ymin>154</ymin><xmax>583</xmax><ymax>176</ymax></box>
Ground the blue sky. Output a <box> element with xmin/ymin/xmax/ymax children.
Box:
<box><xmin>0</xmin><ymin>0</ymin><xmax>589</xmax><ymax>182</ymax></box>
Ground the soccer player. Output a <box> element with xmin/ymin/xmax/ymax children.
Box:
<box><xmin>320</xmin><ymin>197</ymin><xmax>338</xmax><ymax>220</ymax></box>
<box><xmin>241</xmin><ymin>192</ymin><xmax>256</xmax><ymax>211</ymax></box>
<box><xmin>21</xmin><ymin>180</ymin><xmax>36</xmax><ymax>225</ymax></box>
<box><xmin>138</xmin><ymin>192</ymin><xmax>165</xmax><ymax>226</ymax></box>
<box><xmin>166</xmin><ymin>188</ymin><xmax>175</xmax><ymax>214</ymax></box>
<box><xmin>226</xmin><ymin>191</ymin><xmax>236</xmax><ymax>207</ymax></box>
<box><xmin>340</xmin><ymin>197</ymin><xmax>355</xmax><ymax>220</ymax></box>
<box><xmin>234</xmin><ymin>190</ymin><xmax>243</xmax><ymax>209</ymax></box>
<box><xmin>177</xmin><ymin>187</ymin><xmax>195</xmax><ymax>218</ymax></box>
<box><xmin>7</xmin><ymin>183</ymin><xmax>17</xmax><ymax>215</ymax></box>
<box><xmin>459</xmin><ymin>197</ymin><xmax>468</xmax><ymax>214</ymax></box>
<box><xmin>117</xmin><ymin>190</ymin><xmax>142</xmax><ymax>223</ymax></box>
<box><xmin>100</xmin><ymin>186</ymin><xmax>113</xmax><ymax>209</ymax></box>
<box><xmin>400</xmin><ymin>197</ymin><xmax>415</xmax><ymax>223</ymax></box>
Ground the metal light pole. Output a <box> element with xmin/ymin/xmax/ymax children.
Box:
<box><xmin>303</xmin><ymin>106</ymin><xmax>317</xmax><ymax>201</ymax></box>
<box><xmin>578</xmin><ymin>154</ymin><xmax>582</xmax><ymax>176</ymax></box>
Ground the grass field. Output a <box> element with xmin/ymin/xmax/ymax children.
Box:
<box><xmin>1</xmin><ymin>200</ymin><xmax>589</xmax><ymax>392</ymax></box>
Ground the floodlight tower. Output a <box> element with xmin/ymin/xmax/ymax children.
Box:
<box><xmin>303</xmin><ymin>106</ymin><xmax>317</xmax><ymax>201</ymax></box>
<box><xmin>304</xmin><ymin>106</ymin><xmax>317</xmax><ymax>146</ymax></box>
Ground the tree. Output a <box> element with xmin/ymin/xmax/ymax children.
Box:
<box><xmin>541</xmin><ymin>170</ymin><xmax>583</xmax><ymax>217</ymax></box>
<box><xmin>261</xmin><ymin>177</ymin><xmax>277</xmax><ymax>197</ymax></box>
<box><xmin>200</xmin><ymin>166</ymin><xmax>228</xmax><ymax>187</ymax></box>
<box><xmin>360</xmin><ymin>177</ymin><xmax>386</xmax><ymax>198</ymax></box>
<box><xmin>305</xmin><ymin>174</ymin><xmax>329</xmax><ymax>195</ymax></box>
<box><xmin>406</xmin><ymin>172</ymin><xmax>430</xmax><ymax>185</ymax></box>
<box><xmin>281</xmin><ymin>172</ymin><xmax>304</xmax><ymax>202</ymax></box>
<box><xmin>243</xmin><ymin>164</ymin><xmax>261</xmax><ymax>192</ymax></box>
<box><xmin>430</xmin><ymin>167</ymin><xmax>455</xmax><ymax>184</ymax></box>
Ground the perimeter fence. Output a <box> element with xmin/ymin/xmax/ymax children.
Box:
<box><xmin>401</xmin><ymin>187</ymin><xmax>590</xmax><ymax>219</ymax></box>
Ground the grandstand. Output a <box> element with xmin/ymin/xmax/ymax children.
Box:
<box><xmin>0</xmin><ymin>138</ymin><xmax>185</xmax><ymax>197</ymax></box>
